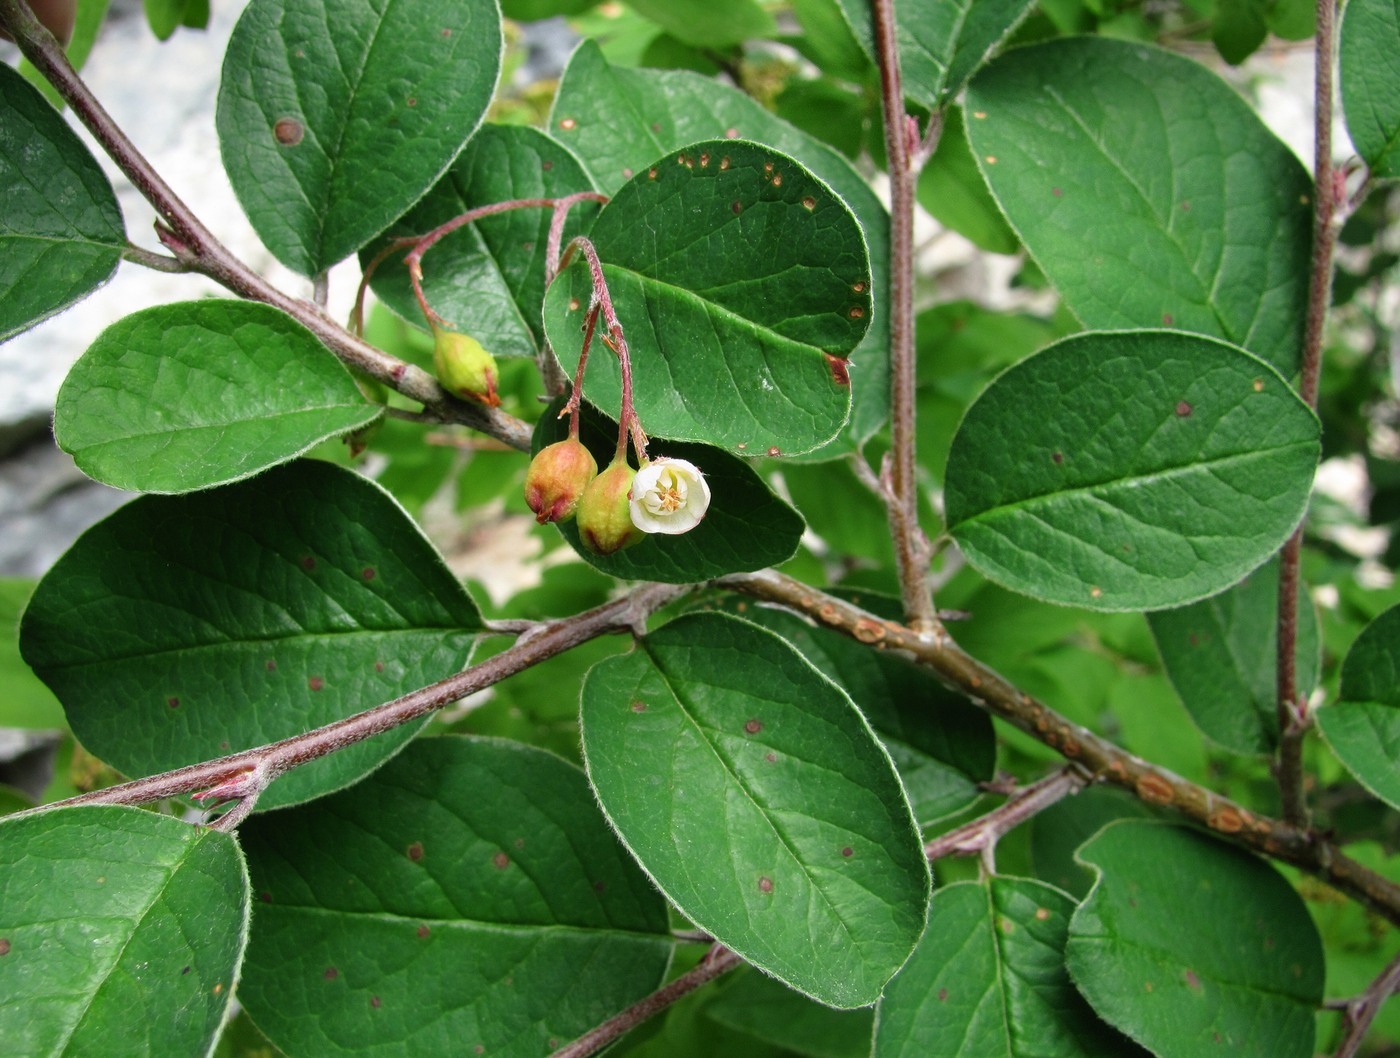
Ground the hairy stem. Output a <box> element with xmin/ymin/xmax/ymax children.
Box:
<box><xmin>12</xmin><ymin>583</ymin><xmax>690</xmax><ymax>819</ymax></box>
<box><xmin>719</xmin><ymin>570</ymin><xmax>1400</xmax><ymax>927</ymax></box>
<box><xmin>550</xmin><ymin>946</ymin><xmax>744</xmax><ymax>1058</ymax></box>
<box><xmin>870</xmin><ymin>0</ymin><xmax>936</xmax><ymax>633</ymax></box>
<box><xmin>0</xmin><ymin>0</ymin><xmax>532</xmax><ymax>451</ymax></box>
<box><xmin>1275</xmin><ymin>0</ymin><xmax>1340</xmax><ymax>828</ymax></box>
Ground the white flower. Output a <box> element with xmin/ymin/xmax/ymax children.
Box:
<box><xmin>629</xmin><ymin>457</ymin><xmax>711</xmax><ymax>535</ymax></box>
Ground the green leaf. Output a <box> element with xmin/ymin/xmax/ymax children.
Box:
<box><xmin>1148</xmin><ymin>558</ymin><xmax>1320</xmax><ymax>754</ymax></box>
<box><xmin>706</xmin><ymin>967</ymin><xmax>874</xmax><ymax>1058</ymax></box>
<box><xmin>216</xmin><ymin>0</ymin><xmax>502</xmax><ymax>276</ymax></box>
<box><xmin>545</xmin><ymin>139</ymin><xmax>868</xmax><ymax>457</ymax></box>
<box><xmin>1066</xmin><ymin>820</ymin><xmax>1324</xmax><ymax>1058</ymax></box>
<box><xmin>876</xmin><ymin>878</ymin><xmax>1146</xmax><ymax>1057</ymax></box>
<box><xmin>944</xmin><ymin>330</ymin><xmax>1320</xmax><ymax>611</ymax></box>
<box><xmin>1029</xmin><ymin>786</ymin><xmax>1158</xmax><ymax>899</ymax></box>
<box><xmin>623</xmin><ymin>0</ymin><xmax>776</xmax><ymax>47</ymax></box>
<box><xmin>1212</xmin><ymin>0</ymin><xmax>1269</xmax><ymax>65</ymax></box>
<box><xmin>238</xmin><ymin>736</ymin><xmax>672</xmax><ymax>1058</ymax></box>
<box><xmin>0</xmin><ymin>61</ymin><xmax>124</xmax><ymax>343</ymax></box>
<box><xmin>728</xmin><ymin>601</ymin><xmax>995</xmax><ymax>826</ymax></box>
<box><xmin>1317</xmin><ymin>602</ymin><xmax>1400</xmax><ymax>811</ymax></box>
<box><xmin>20</xmin><ymin>460</ymin><xmax>482</xmax><ymax>810</ymax></box>
<box><xmin>363</xmin><ymin>124</ymin><xmax>600</xmax><ymax>359</ymax></box>
<box><xmin>0</xmin><ymin>579</ymin><xmax>65</xmax><ymax>729</ymax></box>
<box><xmin>0</xmin><ymin>806</ymin><xmax>249</xmax><ymax>1057</ymax></box>
<box><xmin>965</xmin><ymin>37</ymin><xmax>1312</xmax><ymax>377</ymax></box>
<box><xmin>550</xmin><ymin>40</ymin><xmax>890</xmax><ymax>454</ymax></box>
<box><xmin>580</xmin><ymin>611</ymin><xmax>930</xmax><ymax>1008</ymax></box>
<box><xmin>535</xmin><ymin>402</ymin><xmax>805</xmax><ymax>581</ymax></box>
<box><xmin>836</xmin><ymin>0</ymin><xmax>1035</xmax><ymax>108</ymax></box>
<box><xmin>919</xmin><ymin>106</ymin><xmax>1020</xmax><ymax>255</ymax></box>
<box><xmin>54</xmin><ymin>301</ymin><xmax>380</xmax><ymax>493</ymax></box>
<box><xmin>1340</xmin><ymin>0</ymin><xmax>1400</xmax><ymax>180</ymax></box>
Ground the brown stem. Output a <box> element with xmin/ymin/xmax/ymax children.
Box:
<box><xmin>925</xmin><ymin>766</ymin><xmax>1087</xmax><ymax>862</ymax></box>
<box><xmin>870</xmin><ymin>0</ymin><xmax>936</xmax><ymax>634</ymax></box>
<box><xmin>562</xmin><ymin>236</ymin><xmax>648</xmax><ymax>461</ymax></box>
<box><xmin>11</xmin><ymin>583</ymin><xmax>689</xmax><ymax>819</ymax></box>
<box><xmin>718</xmin><ymin>570</ymin><xmax>1400</xmax><ymax>927</ymax></box>
<box><xmin>549</xmin><ymin>945</ymin><xmax>744</xmax><ymax>1058</ymax></box>
<box><xmin>0</xmin><ymin>0</ymin><xmax>532</xmax><ymax>452</ymax></box>
<box><xmin>1276</xmin><ymin>0</ymin><xmax>1340</xmax><ymax>828</ymax></box>
<box><xmin>1330</xmin><ymin>947</ymin><xmax>1400</xmax><ymax>1058</ymax></box>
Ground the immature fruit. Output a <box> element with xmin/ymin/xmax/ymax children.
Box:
<box><xmin>576</xmin><ymin>460</ymin><xmax>644</xmax><ymax>555</ymax></box>
<box><xmin>524</xmin><ymin>439</ymin><xmax>598</xmax><ymax>524</ymax></box>
<box><xmin>433</xmin><ymin>329</ymin><xmax>500</xmax><ymax>407</ymax></box>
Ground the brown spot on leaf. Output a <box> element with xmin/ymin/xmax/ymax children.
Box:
<box><xmin>771</xmin><ymin>172</ymin><xmax>782</xmax><ymax>187</ymax></box>
<box><xmin>1090</xmin><ymin>586</ymin><xmax>1103</xmax><ymax>599</ymax></box>
<box><xmin>167</xmin><ymin>697</ymin><xmax>180</xmax><ymax>709</ymax></box>
<box><xmin>213</xmin><ymin>983</ymin><xmax>223</xmax><ymax>995</ymax></box>
<box><xmin>848</xmin><ymin>306</ymin><xmax>864</xmax><ymax>319</ymax></box>
<box><xmin>700</xmin><ymin>152</ymin><xmax>710</xmax><ymax>167</ymax></box>
<box><xmin>1181</xmin><ymin>200</ymin><xmax>1191</xmax><ymax>211</ymax></box>
<box><xmin>259</xmin><ymin>891</ymin><xmax>272</xmax><ymax>903</ymax></box>
<box><xmin>825</xmin><ymin>353</ymin><xmax>850</xmax><ymax>386</ymax></box>
<box><xmin>371</xmin><ymin>996</ymin><xmax>381</xmax><ymax>1009</ymax></box>
<box><xmin>361</xmin><ymin>567</ymin><xmax>376</xmax><ymax>580</ymax></box>
<box><xmin>1144</xmin><ymin>981</ymin><xmax>1153</xmax><ymax>992</ymax></box>
<box><xmin>802</xmin><ymin>196</ymin><xmax>816</xmax><ymax>210</ymax></box>
<box><xmin>1175</xmin><ymin>400</ymin><xmax>1192</xmax><ymax>417</ymax></box>
<box><xmin>1035</xmin><ymin>907</ymin><xmax>1050</xmax><ymax>921</ymax></box>
<box><xmin>651</xmin><ymin>122</ymin><xmax>662</xmax><ymax>132</ymax></box>
<box><xmin>985</xmin><ymin>155</ymin><xmax>997</xmax><ymax>164</ymax></box>
<box><xmin>273</xmin><ymin>118</ymin><xmax>303</xmax><ymax>146</ymax></box>
<box><xmin>765</xmin><ymin>752</ymin><xmax>776</xmax><ymax>763</ymax></box>
<box><xmin>541</xmin><ymin>160</ymin><xmax>553</xmax><ymax>171</ymax></box>
<box><xmin>720</xmin><ymin>156</ymin><xmax>730</xmax><ymax>170</ymax></box>
<box><xmin>648</xmin><ymin>167</ymin><xmax>658</xmax><ymax>180</ymax></box>
<box><xmin>559</xmin><ymin>117</ymin><xmax>577</xmax><ymax>131</ymax></box>
<box><xmin>732</xmin><ymin>200</ymin><xmax>742</xmax><ymax>214</ymax></box>
<box><xmin>1253</xmin><ymin>378</ymin><xmax>1265</xmax><ymax>392</ymax></box>
<box><xmin>182</xmin><ymin>965</ymin><xmax>191</xmax><ymax>974</ymax></box>
<box><xmin>406</xmin><ymin>97</ymin><xmax>417</xmax><ymax>107</ymax></box>
<box><xmin>852</xmin><ymin>281</ymin><xmax>866</xmax><ymax>293</ymax></box>
<box><xmin>725</xmin><ymin>127</ymin><xmax>740</xmax><ymax>138</ymax></box>
<box><xmin>309</xmin><ymin>676</ymin><xmax>325</xmax><ymax>691</ymax></box>
<box><xmin>300</xmin><ymin>556</ymin><xmax>316</xmax><ymax>571</ymax></box>
<box><xmin>0</xmin><ymin>939</ymin><xmax>9</xmax><ymax>956</ymax></box>
<box><xmin>417</xmin><ymin>925</ymin><xmax>430</xmax><ymax>938</ymax></box>
<box><xmin>407</xmin><ymin>842</ymin><xmax>424</xmax><ymax>862</ymax></box>
<box><xmin>324</xmin><ymin>967</ymin><xmax>339</xmax><ymax>980</ymax></box>
<box><xmin>493</xmin><ymin>852</ymin><xmax>510</xmax><ymax>870</ymax></box>
<box><xmin>266</xmin><ymin>659</ymin><xmax>277</xmax><ymax>671</ymax></box>
<box><xmin>841</xmin><ymin>847</ymin><xmax>854</xmax><ymax>858</ymax></box>
<box><xmin>1163</xmin><ymin>313</ymin><xmax>1174</xmax><ymax>326</ymax></box>
<box><xmin>767</xmin><ymin>446</ymin><xmax>781</xmax><ymax>457</ymax></box>
<box><xmin>1184</xmin><ymin>968</ymin><xmax>1202</xmax><ymax>992</ymax></box>
<box><xmin>374</xmin><ymin>661</ymin><xmax>384</xmax><ymax>672</ymax></box>
<box><xmin>1051</xmin><ymin>187</ymin><xmax>1062</xmax><ymax>197</ymax></box>
<box><xmin>1052</xmin><ymin>451</ymin><xmax>1063</xmax><ymax>464</ymax></box>
<box><xmin>568</xmin><ymin>297</ymin><xmax>581</xmax><ymax>312</ymax></box>
<box><xmin>631</xmin><ymin>700</ymin><xmax>647</xmax><ymax>713</ymax></box>
<box><xmin>744</xmin><ymin>719</ymin><xmax>763</xmax><ymax>734</ymax></box>
<box><xmin>758</xmin><ymin>876</ymin><xmax>773</xmax><ymax>893</ymax></box>
<box><xmin>938</xmin><ymin>988</ymin><xmax>948</xmax><ymax>1001</ymax></box>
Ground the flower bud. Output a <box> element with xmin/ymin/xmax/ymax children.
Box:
<box><xmin>433</xmin><ymin>329</ymin><xmax>500</xmax><ymax>407</ymax></box>
<box><xmin>629</xmin><ymin>457</ymin><xmax>710</xmax><ymax>535</ymax></box>
<box><xmin>524</xmin><ymin>439</ymin><xmax>598</xmax><ymax>524</ymax></box>
<box><xmin>576</xmin><ymin>460</ymin><xmax>645</xmax><ymax>555</ymax></box>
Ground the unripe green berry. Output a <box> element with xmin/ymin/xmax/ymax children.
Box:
<box><xmin>524</xmin><ymin>439</ymin><xmax>598</xmax><ymax>524</ymax></box>
<box><xmin>433</xmin><ymin>328</ymin><xmax>500</xmax><ymax>407</ymax></box>
<box><xmin>576</xmin><ymin>459</ymin><xmax>645</xmax><ymax>555</ymax></box>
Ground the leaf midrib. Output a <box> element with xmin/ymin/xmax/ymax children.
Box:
<box><xmin>951</xmin><ymin>441</ymin><xmax>1315</xmax><ymax>530</ymax></box>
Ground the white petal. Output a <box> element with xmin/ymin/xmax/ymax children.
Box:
<box><xmin>629</xmin><ymin>458</ymin><xmax>710</xmax><ymax>535</ymax></box>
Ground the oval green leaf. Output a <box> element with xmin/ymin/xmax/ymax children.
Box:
<box><xmin>0</xmin><ymin>579</ymin><xmax>65</xmax><ymax>729</ymax></box>
<box><xmin>19</xmin><ymin>459</ymin><xmax>482</xmax><ymax>810</ymax></box>
<box><xmin>216</xmin><ymin>0</ymin><xmax>502</xmax><ymax>276</ymax></box>
<box><xmin>876</xmin><ymin>878</ymin><xmax>1147</xmax><ymax>1057</ymax></box>
<box><xmin>1317</xmin><ymin>602</ymin><xmax>1400</xmax><ymax>810</ymax></box>
<box><xmin>0</xmin><ymin>805</ymin><xmax>249</xmax><ymax>1058</ymax></box>
<box><xmin>545</xmin><ymin>140</ymin><xmax>868</xmax><ymax>457</ymax></box>
<box><xmin>237</xmin><ymin>736</ymin><xmax>673</xmax><ymax>1058</ymax></box>
<box><xmin>1148</xmin><ymin>557</ymin><xmax>1320</xmax><ymax>755</ymax></box>
<box><xmin>581</xmin><ymin>611</ymin><xmax>930</xmax><ymax>1009</ymax></box>
<box><xmin>706</xmin><ymin>968</ymin><xmax>874</xmax><ymax>1058</ymax></box>
<box><xmin>363</xmin><ymin>124</ymin><xmax>600</xmax><ymax>359</ymax></box>
<box><xmin>55</xmin><ymin>300</ymin><xmax>380</xmax><ymax>493</ymax></box>
<box><xmin>944</xmin><ymin>330</ymin><xmax>1320</xmax><ymax>611</ymax></box>
<box><xmin>0</xmin><ymin>61</ymin><xmax>124</xmax><ymax>343</ymax></box>
<box><xmin>550</xmin><ymin>40</ymin><xmax>889</xmax><ymax>455</ymax></box>
<box><xmin>836</xmin><ymin>0</ymin><xmax>1035</xmax><ymax>108</ymax></box>
<box><xmin>728</xmin><ymin>601</ymin><xmax>995</xmax><ymax>826</ymax></box>
<box><xmin>534</xmin><ymin>402</ymin><xmax>805</xmax><ymax>581</ymax></box>
<box><xmin>1340</xmin><ymin>0</ymin><xmax>1400</xmax><ymax>179</ymax></box>
<box><xmin>1067</xmin><ymin>821</ymin><xmax>1323</xmax><ymax>1058</ymax></box>
<box><xmin>966</xmin><ymin>37</ymin><xmax>1312</xmax><ymax>377</ymax></box>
